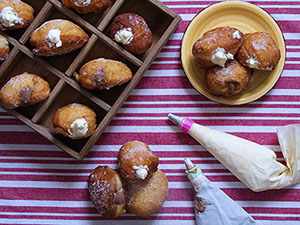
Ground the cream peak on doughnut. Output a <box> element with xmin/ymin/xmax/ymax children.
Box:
<box><xmin>232</xmin><ymin>30</ymin><xmax>241</xmax><ymax>39</ymax></box>
<box><xmin>132</xmin><ymin>165</ymin><xmax>149</xmax><ymax>180</ymax></box>
<box><xmin>45</xmin><ymin>29</ymin><xmax>62</xmax><ymax>48</ymax></box>
<box><xmin>0</xmin><ymin>6</ymin><xmax>23</xmax><ymax>27</ymax></box>
<box><xmin>245</xmin><ymin>57</ymin><xmax>261</xmax><ymax>69</ymax></box>
<box><xmin>114</xmin><ymin>27</ymin><xmax>133</xmax><ymax>45</ymax></box>
<box><xmin>210</xmin><ymin>47</ymin><xmax>234</xmax><ymax>67</ymax></box>
<box><xmin>68</xmin><ymin>118</ymin><xmax>88</xmax><ymax>138</ymax></box>
<box><xmin>75</xmin><ymin>0</ymin><xmax>91</xmax><ymax>7</ymax></box>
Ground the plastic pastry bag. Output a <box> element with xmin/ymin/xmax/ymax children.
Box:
<box><xmin>184</xmin><ymin>158</ymin><xmax>258</xmax><ymax>225</ymax></box>
<box><xmin>169</xmin><ymin>114</ymin><xmax>300</xmax><ymax>192</ymax></box>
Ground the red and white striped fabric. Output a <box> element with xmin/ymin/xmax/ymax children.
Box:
<box><xmin>1</xmin><ymin>0</ymin><xmax>300</xmax><ymax>224</ymax></box>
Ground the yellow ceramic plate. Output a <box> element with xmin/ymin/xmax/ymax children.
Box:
<box><xmin>181</xmin><ymin>1</ymin><xmax>286</xmax><ymax>105</ymax></box>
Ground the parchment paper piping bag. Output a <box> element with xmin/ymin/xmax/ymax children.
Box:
<box><xmin>169</xmin><ymin>113</ymin><xmax>300</xmax><ymax>192</ymax></box>
<box><xmin>184</xmin><ymin>158</ymin><xmax>257</xmax><ymax>225</ymax></box>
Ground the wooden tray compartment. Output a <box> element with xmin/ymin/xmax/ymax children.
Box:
<box><xmin>104</xmin><ymin>0</ymin><xmax>174</xmax><ymax>62</ymax></box>
<box><xmin>0</xmin><ymin>0</ymin><xmax>181</xmax><ymax>159</ymax></box>
<box><xmin>59</xmin><ymin>0</ymin><xmax>117</xmax><ymax>27</ymax></box>
<box><xmin>0</xmin><ymin>49</ymin><xmax>60</xmax><ymax>120</ymax></box>
<box><xmin>70</xmin><ymin>36</ymin><xmax>139</xmax><ymax>106</ymax></box>
<box><xmin>4</xmin><ymin>0</ymin><xmax>46</xmax><ymax>41</ymax></box>
<box><xmin>39</xmin><ymin>82</ymin><xmax>107</xmax><ymax>154</ymax></box>
<box><xmin>23</xmin><ymin>6</ymin><xmax>93</xmax><ymax>73</ymax></box>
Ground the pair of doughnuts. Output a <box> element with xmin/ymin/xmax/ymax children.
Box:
<box><xmin>118</xmin><ymin>141</ymin><xmax>168</xmax><ymax>217</ymax></box>
<box><xmin>88</xmin><ymin>141</ymin><xmax>168</xmax><ymax>218</ymax></box>
<box><xmin>192</xmin><ymin>27</ymin><xmax>280</xmax><ymax>71</ymax></box>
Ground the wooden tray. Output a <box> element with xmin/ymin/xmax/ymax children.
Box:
<box><xmin>0</xmin><ymin>0</ymin><xmax>181</xmax><ymax>160</ymax></box>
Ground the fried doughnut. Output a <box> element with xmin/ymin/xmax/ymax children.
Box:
<box><xmin>62</xmin><ymin>0</ymin><xmax>112</xmax><ymax>14</ymax></box>
<box><xmin>0</xmin><ymin>34</ymin><xmax>9</xmax><ymax>61</ymax></box>
<box><xmin>118</xmin><ymin>141</ymin><xmax>159</xmax><ymax>182</ymax></box>
<box><xmin>126</xmin><ymin>170</ymin><xmax>168</xmax><ymax>217</ymax></box>
<box><xmin>88</xmin><ymin>166</ymin><xmax>126</xmax><ymax>218</ymax></box>
<box><xmin>237</xmin><ymin>32</ymin><xmax>280</xmax><ymax>70</ymax></box>
<box><xmin>0</xmin><ymin>73</ymin><xmax>50</xmax><ymax>109</ymax></box>
<box><xmin>73</xmin><ymin>58</ymin><xmax>133</xmax><ymax>90</ymax></box>
<box><xmin>30</xmin><ymin>19</ymin><xmax>89</xmax><ymax>56</ymax></box>
<box><xmin>0</xmin><ymin>0</ymin><xmax>34</xmax><ymax>30</ymax></box>
<box><xmin>205</xmin><ymin>60</ymin><xmax>252</xmax><ymax>97</ymax></box>
<box><xmin>110</xmin><ymin>13</ymin><xmax>152</xmax><ymax>55</ymax></box>
<box><xmin>53</xmin><ymin>103</ymin><xmax>96</xmax><ymax>139</ymax></box>
<box><xmin>192</xmin><ymin>27</ymin><xmax>244</xmax><ymax>68</ymax></box>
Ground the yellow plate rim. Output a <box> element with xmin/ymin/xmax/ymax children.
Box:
<box><xmin>181</xmin><ymin>0</ymin><xmax>286</xmax><ymax>105</ymax></box>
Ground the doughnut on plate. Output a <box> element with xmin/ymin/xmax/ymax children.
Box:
<box><xmin>181</xmin><ymin>1</ymin><xmax>285</xmax><ymax>105</ymax></box>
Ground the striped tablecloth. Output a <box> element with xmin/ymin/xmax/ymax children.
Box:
<box><xmin>1</xmin><ymin>0</ymin><xmax>300</xmax><ymax>224</ymax></box>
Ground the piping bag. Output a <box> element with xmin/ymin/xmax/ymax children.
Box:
<box><xmin>169</xmin><ymin>114</ymin><xmax>300</xmax><ymax>192</ymax></box>
<box><xmin>184</xmin><ymin>158</ymin><xmax>258</xmax><ymax>225</ymax></box>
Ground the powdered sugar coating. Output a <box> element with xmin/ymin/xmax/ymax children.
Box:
<box><xmin>118</xmin><ymin>141</ymin><xmax>159</xmax><ymax>182</ymax></box>
<box><xmin>88</xmin><ymin>166</ymin><xmax>125</xmax><ymax>218</ymax></box>
<box><xmin>126</xmin><ymin>170</ymin><xmax>168</xmax><ymax>217</ymax></box>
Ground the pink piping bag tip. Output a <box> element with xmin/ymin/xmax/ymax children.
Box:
<box><xmin>168</xmin><ymin>113</ymin><xmax>194</xmax><ymax>134</ymax></box>
<box><xmin>180</xmin><ymin>117</ymin><xmax>194</xmax><ymax>134</ymax></box>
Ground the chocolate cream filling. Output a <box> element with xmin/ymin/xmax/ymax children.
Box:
<box><xmin>194</xmin><ymin>195</ymin><xmax>211</xmax><ymax>213</ymax></box>
<box><xmin>19</xmin><ymin>87</ymin><xmax>32</xmax><ymax>105</ymax></box>
<box><xmin>113</xmin><ymin>188</ymin><xmax>125</xmax><ymax>205</ymax></box>
<box><xmin>91</xmin><ymin>66</ymin><xmax>107</xmax><ymax>89</ymax></box>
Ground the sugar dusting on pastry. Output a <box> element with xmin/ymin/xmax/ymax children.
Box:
<box><xmin>53</xmin><ymin>103</ymin><xmax>96</xmax><ymax>139</ymax></box>
<box><xmin>45</xmin><ymin>29</ymin><xmax>62</xmax><ymax>48</ymax></box>
<box><xmin>237</xmin><ymin>32</ymin><xmax>280</xmax><ymax>70</ymax></box>
<box><xmin>88</xmin><ymin>173</ymin><xmax>111</xmax><ymax>216</ymax></box>
<box><xmin>88</xmin><ymin>166</ymin><xmax>126</xmax><ymax>218</ymax></box>
<box><xmin>19</xmin><ymin>87</ymin><xmax>32</xmax><ymax>105</ymax></box>
<box><xmin>0</xmin><ymin>6</ymin><xmax>23</xmax><ymax>27</ymax></box>
<box><xmin>126</xmin><ymin>170</ymin><xmax>168</xmax><ymax>217</ymax></box>
<box><xmin>0</xmin><ymin>73</ymin><xmax>50</xmax><ymax>109</ymax></box>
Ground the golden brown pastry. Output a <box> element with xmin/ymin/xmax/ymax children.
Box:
<box><xmin>110</xmin><ymin>13</ymin><xmax>152</xmax><ymax>55</ymax></box>
<box><xmin>0</xmin><ymin>0</ymin><xmax>34</xmax><ymax>30</ymax></box>
<box><xmin>88</xmin><ymin>166</ymin><xmax>126</xmax><ymax>218</ymax></box>
<box><xmin>73</xmin><ymin>58</ymin><xmax>133</xmax><ymax>90</ymax></box>
<box><xmin>118</xmin><ymin>141</ymin><xmax>159</xmax><ymax>183</ymax></box>
<box><xmin>62</xmin><ymin>0</ymin><xmax>112</xmax><ymax>14</ymax></box>
<box><xmin>0</xmin><ymin>34</ymin><xmax>9</xmax><ymax>60</ymax></box>
<box><xmin>205</xmin><ymin>60</ymin><xmax>252</xmax><ymax>97</ymax></box>
<box><xmin>192</xmin><ymin>27</ymin><xmax>244</xmax><ymax>68</ymax></box>
<box><xmin>126</xmin><ymin>170</ymin><xmax>168</xmax><ymax>217</ymax></box>
<box><xmin>0</xmin><ymin>72</ymin><xmax>50</xmax><ymax>109</ymax></box>
<box><xmin>237</xmin><ymin>32</ymin><xmax>281</xmax><ymax>70</ymax></box>
<box><xmin>30</xmin><ymin>19</ymin><xmax>89</xmax><ymax>56</ymax></box>
<box><xmin>53</xmin><ymin>103</ymin><xmax>96</xmax><ymax>139</ymax></box>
